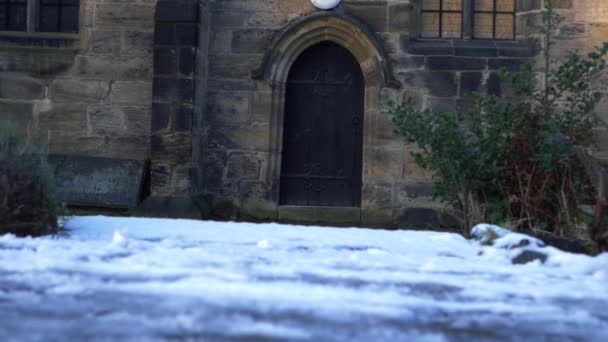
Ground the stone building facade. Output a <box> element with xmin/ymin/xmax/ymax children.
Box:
<box><xmin>1</xmin><ymin>0</ymin><xmax>607</xmax><ymax>226</ymax></box>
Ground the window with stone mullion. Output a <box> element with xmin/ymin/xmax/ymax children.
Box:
<box><xmin>0</xmin><ymin>0</ymin><xmax>79</xmax><ymax>33</ymax></box>
<box><xmin>421</xmin><ymin>0</ymin><xmax>515</xmax><ymax>40</ymax></box>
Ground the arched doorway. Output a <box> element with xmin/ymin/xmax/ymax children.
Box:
<box><xmin>279</xmin><ymin>42</ymin><xmax>365</xmax><ymax>207</ymax></box>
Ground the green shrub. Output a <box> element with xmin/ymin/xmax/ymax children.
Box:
<box><xmin>0</xmin><ymin>121</ymin><xmax>59</xmax><ymax>236</ymax></box>
<box><xmin>390</xmin><ymin>0</ymin><xmax>608</xmax><ymax>236</ymax></box>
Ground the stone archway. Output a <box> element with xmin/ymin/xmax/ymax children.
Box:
<box><xmin>252</xmin><ymin>11</ymin><xmax>399</xmax><ymax>222</ymax></box>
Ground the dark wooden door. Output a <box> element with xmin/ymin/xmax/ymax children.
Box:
<box><xmin>280</xmin><ymin>42</ymin><xmax>364</xmax><ymax>207</ymax></box>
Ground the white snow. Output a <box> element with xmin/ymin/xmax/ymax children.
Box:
<box><xmin>0</xmin><ymin>216</ymin><xmax>607</xmax><ymax>340</ymax></box>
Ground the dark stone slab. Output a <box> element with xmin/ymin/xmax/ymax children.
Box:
<box><xmin>496</xmin><ymin>42</ymin><xmax>537</xmax><ymax>58</ymax></box>
<box><xmin>486</xmin><ymin>72</ymin><xmax>502</xmax><ymax>96</ymax></box>
<box><xmin>488</xmin><ymin>58</ymin><xmax>529</xmax><ymax>71</ymax></box>
<box><xmin>153</xmin><ymin>48</ymin><xmax>178</xmax><ymax>76</ymax></box>
<box><xmin>454</xmin><ymin>41</ymin><xmax>498</xmax><ymax>57</ymax></box>
<box><xmin>155</xmin><ymin>1</ymin><xmax>198</xmax><ymax>23</ymax></box>
<box><xmin>174</xmin><ymin>105</ymin><xmax>193</xmax><ymax>132</ymax></box>
<box><xmin>426</xmin><ymin>56</ymin><xmax>486</xmax><ymax>71</ymax></box>
<box><xmin>175</xmin><ymin>23</ymin><xmax>199</xmax><ymax>46</ymax></box>
<box><xmin>460</xmin><ymin>72</ymin><xmax>483</xmax><ymax>95</ymax></box>
<box><xmin>151</xmin><ymin>102</ymin><xmax>171</xmax><ymax>132</ymax></box>
<box><xmin>154</xmin><ymin>23</ymin><xmax>175</xmax><ymax>45</ymax></box>
<box><xmin>179</xmin><ymin>47</ymin><xmax>196</xmax><ymax>76</ymax></box>
<box><xmin>407</xmin><ymin>40</ymin><xmax>453</xmax><ymax>55</ymax></box>
<box><xmin>49</xmin><ymin>155</ymin><xmax>145</xmax><ymax>209</ymax></box>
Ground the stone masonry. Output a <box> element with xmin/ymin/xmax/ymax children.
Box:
<box><xmin>0</xmin><ymin>0</ymin><xmax>606</xmax><ymax>227</ymax></box>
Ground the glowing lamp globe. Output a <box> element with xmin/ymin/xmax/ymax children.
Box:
<box><xmin>311</xmin><ymin>0</ymin><xmax>342</xmax><ymax>10</ymax></box>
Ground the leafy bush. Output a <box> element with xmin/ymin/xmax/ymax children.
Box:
<box><xmin>0</xmin><ymin>121</ymin><xmax>59</xmax><ymax>236</ymax></box>
<box><xmin>390</xmin><ymin>1</ymin><xmax>608</xmax><ymax>236</ymax></box>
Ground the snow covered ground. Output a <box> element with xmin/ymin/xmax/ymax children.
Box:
<box><xmin>0</xmin><ymin>216</ymin><xmax>607</xmax><ymax>341</ymax></box>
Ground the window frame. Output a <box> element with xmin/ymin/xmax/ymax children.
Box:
<box><xmin>417</xmin><ymin>0</ymin><xmax>517</xmax><ymax>41</ymax></box>
<box><xmin>0</xmin><ymin>0</ymin><xmax>79</xmax><ymax>35</ymax></box>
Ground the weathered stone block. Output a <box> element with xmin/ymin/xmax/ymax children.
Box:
<box><xmin>486</xmin><ymin>72</ymin><xmax>502</xmax><ymax>96</ymax></box>
<box><xmin>516</xmin><ymin>0</ymin><xmax>541</xmax><ymax>12</ymax></box>
<box><xmin>460</xmin><ymin>72</ymin><xmax>483</xmax><ymax>96</ymax></box>
<box><xmin>151</xmin><ymin>102</ymin><xmax>171</xmax><ymax>132</ymax></box>
<box><xmin>153</xmin><ymin>78</ymin><xmax>194</xmax><ymax>103</ymax></box>
<box><xmin>38</xmin><ymin>102</ymin><xmax>88</xmax><ymax>132</ymax></box>
<box><xmin>201</xmin><ymin>149</ymin><xmax>228</xmax><ymax>192</ymax></box>
<box><xmin>50</xmin><ymin>79</ymin><xmax>109</xmax><ymax>103</ymax></box>
<box><xmin>407</xmin><ymin>40</ymin><xmax>453</xmax><ymax>55</ymax></box>
<box><xmin>174</xmin><ymin>105</ymin><xmax>193</xmax><ymax>132</ymax></box>
<box><xmin>488</xmin><ymin>58</ymin><xmax>528</xmax><ymax>71</ymax></box>
<box><xmin>403</xmin><ymin>147</ymin><xmax>433</xmax><ymax>181</ymax></box>
<box><xmin>396</xmin><ymin>208</ymin><xmax>440</xmax><ymax>229</ymax></box>
<box><xmin>454</xmin><ymin>41</ymin><xmax>498</xmax><ymax>57</ymax></box>
<box><xmin>49</xmin><ymin>155</ymin><xmax>145</xmax><ymax>208</ymax></box>
<box><xmin>123</xmin><ymin>106</ymin><xmax>151</xmax><ymax>136</ymax></box>
<box><xmin>75</xmin><ymin>55</ymin><xmax>153</xmax><ymax>81</ymax></box>
<box><xmin>123</xmin><ymin>30</ymin><xmax>154</xmax><ymax>55</ymax></box>
<box><xmin>402</xmin><ymin>71</ymin><xmax>457</xmax><ymax>97</ymax></box>
<box><xmin>87</xmin><ymin>105</ymin><xmax>127</xmax><ymax>135</ymax></box>
<box><xmin>111</xmin><ymin>81</ymin><xmax>152</xmax><ymax>105</ymax></box>
<box><xmin>247</xmin><ymin>11</ymin><xmax>289</xmax><ymax>28</ymax></box>
<box><xmin>278</xmin><ymin>206</ymin><xmax>361</xmax><ymax>226</ymax></box>
<box><xmin>343</xmin><ymin>2</ymin><xmax>388</xmax><ymax>32</ymax></box>
<box><xmin>208</xmin><ymin>54</ymin><xmax>262</xmax><ymax>79</ymax></box>
<box><xmin>231</xmin><ymin>29</ymin><xmax>276</xmax><ymax>54</ymax></box>
<box><xmin>150</xmin><ymin>132</ymin><xmax>192</xmax><ymax>164</ymax></box>
<box><xmin>394</xmin><ymin>182</ymin><xmax>433</xmax><ymax>204</ymax></box>
<box><xmin>251</xmin><ymin>91</ymin><xmax>272</xmax><ymax>123</ymax></box>
<box><xmin>207</xmin><ymin>124</ymin><xmax>270</xmax><ymax>151</ymax></box>
<box><xmin>212</xmin><ymin>13</ymin><xmax>247</xmax><ymax>28</ymax></box>
<box><xmin>89</xmin><ymin>29</ymin><xmax>122</xmax><ymax>54</ymax></box>
<box><xmin>365</xmin><ymin>147</ymin><xmax>402</xmax><ymax>181</ymax></box>
<box><xmin>206</xmin><ymin>92</ymin><xmax>250</xmax><ymax>124</ymax></box>
<box><xmin>95</xmin><ymin>4</ymin><xmax>155</xmax><ymax>28</ymax></box>
<box><xmin>362</xmin><ymin>184</ymin><xmax>392</xmax><ymax>209</ymax></box>
<box><xmin>227</xmin><ymin>152</ymin><xmax>260</xmax><ymax>181</ymax></box>
<box><xmin>0</xmin><ymin>74</ymin><xmax>45</xmax><ymax>100</ymax></box>
<box><xmin>388</xmin><ymin>3</ymin><xmax>411</xmax><ymax>33</ymax></box>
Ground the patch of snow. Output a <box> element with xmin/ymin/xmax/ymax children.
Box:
<box><xmin>0</xmin><ymin>216</ymin><xmax>606</xmax><ymax>341</ymax></box>
<box><xmin>492</xmin><ymin>232</ymin><xmax>545</xmax><ymax>249</ymax></box>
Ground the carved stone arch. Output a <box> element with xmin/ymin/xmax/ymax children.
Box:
<box><xmin>252</xmin><ymin>11</ymin><xmax>400</xmax><ymax>216</ymax></box>
<box><xmin>253</xmin><ymin>11</ymin><xmax>399</xmax><ymax>88</ymax></box>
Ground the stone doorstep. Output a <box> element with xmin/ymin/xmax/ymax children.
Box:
<box><xmin>278</xmin><ymin>206</ymin><xmax>361</xmax><ymax>226</ymax></box>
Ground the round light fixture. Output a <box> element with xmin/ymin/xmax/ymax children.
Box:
<box><xmin>311</xmin><ymin>0</ymin><xmax>342</xmax><ymax>10</ymax></box>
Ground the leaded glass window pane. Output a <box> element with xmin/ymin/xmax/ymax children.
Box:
<box><xmin>472</xmin><ymin>0</ymin><xmax>515</xmax><ymax>40</ymax></box>
<box><xmin>38</xmin><ymin>0</ymin><xmax>79</xmax><ymax>33</ymax></box>
<box><xmin>0</xmin><ymin>0</ymin><xmax>27</xmax><ymax>31</ymax></box>
<box><xmin>420</xmin><ymin>0</ymin><xmax>463</xmax><ymax>39</ymax></box>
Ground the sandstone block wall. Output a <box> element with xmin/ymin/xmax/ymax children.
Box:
<box><xmin>197</xmin><ymin>0</ymin><xmax>555</xmax><ymax>226</ymax></box>
<box><xmin>0</xmin><ymin>0</ymin><xmax>155</xmax><ymax>161</ymax></box>
<box><xmin>0</xmin><ymin>0</ymin><xmax>605</xmax><ymax>225</ymax></box>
